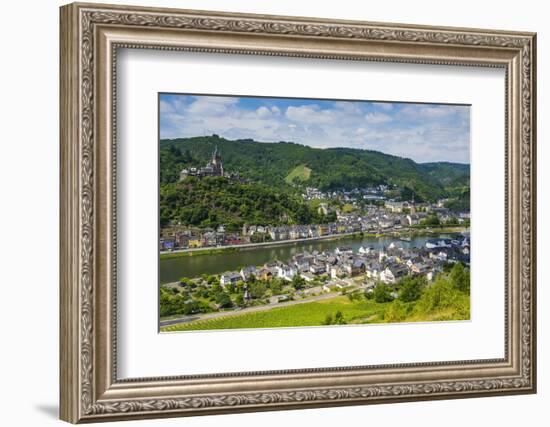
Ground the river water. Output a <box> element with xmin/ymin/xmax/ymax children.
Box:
<box><xmin>159</xmin><ymin>233</ymin><xmax>460</xmax><ymax>284</ymax></box>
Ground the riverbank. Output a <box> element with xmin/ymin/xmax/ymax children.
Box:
<box><xmin>159</xmin><ymin>246</ymin><xmax>239</xmax><ymax>260</ymax></box>
<box><xmin>159</xmin><ymin>226</ymin><xmax>468</xmax><ymax>260</ymax></box>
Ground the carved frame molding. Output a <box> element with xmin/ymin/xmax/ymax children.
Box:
<box><xmin>60</xmin><ymin>2</ymin><xmax>536</xmax><ymax>423</ymax></box>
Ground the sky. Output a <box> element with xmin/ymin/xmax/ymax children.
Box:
<box><xmin>159</xmin><ymin>94</ymin><xmax>470</xmax><ymax>164</ymax></box>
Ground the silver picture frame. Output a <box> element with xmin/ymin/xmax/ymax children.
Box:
<box><xmin>60</xmin><ymin>2</ymin><xmax>537</xmax><ymax>422</ymax></box>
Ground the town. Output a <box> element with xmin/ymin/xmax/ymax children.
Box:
<box><xmin>160</xmin><ymin>200</ymin><xmax>469</xmax><ymax>252</ymax></box>
<box><xmin>160</xmin><ymin>233</ymin><xmax>470</xmax><ymax>323</ymax></box>
<box><xmin>160</xmin><ymin>146</ymin><xmax>469</xmax><ymax>253</ymax></box>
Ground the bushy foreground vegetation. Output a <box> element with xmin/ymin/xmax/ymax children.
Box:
<box><xmin>160</xmin><ymin>274</ymin><xmax>314</xmax><ymax>319</ymax></box>
<box><xmin>161</xmin><ymin>263</ymin><xmax>470</xmax><ymax>331</ymax></box>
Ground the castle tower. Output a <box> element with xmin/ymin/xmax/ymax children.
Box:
<box><xmin>211</xmin><ymin>146</ymin><xmax>224</xmax><ymax>176</ymax></box>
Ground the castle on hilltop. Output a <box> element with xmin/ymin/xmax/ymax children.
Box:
<box><xmin>180</xmin><ymin>147</ymin><xmax>224</xmax><ymax>181</ymax></box>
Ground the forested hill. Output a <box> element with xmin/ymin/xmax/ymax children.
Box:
<box><xmin>160</xmin><ymin>135</ymin><xmax>469</xmax><ymax>202</ymax></box>
<box><xmin>160</xmin><ymin>177</ymin><xmax>334</xmax><ymax>230</ymax></box>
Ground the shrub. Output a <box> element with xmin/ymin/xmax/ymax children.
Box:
<box><xmin>399</xmin><ymin>276</ymin><xmax>426</xmax><ymax>302</ymax></box>
<box><xmin>334</xmin><ymin>310</ymin><xmax>346</xmax><ymax>325</ymax></box>
<box><xmin>384</xmin><ymin>300</ymin><xmax>410</xmax><ymax>323</ymax></box>
<box><xmin>373</xmin><ymin>283</ymin><xmax>394</xmax><ymax>303</ymax></box>
<box><xmin>215</xmin><ymin>292</ymin><xmax>233</xmax><ymax>309</ymax></box>
<box><xmin>414</xmin><ymin>277</ymin><xmax>469</xmax><ymax>319</ymax></box>
<box><xmin>323</xmin><ymin>314</ymin><xmax>333</xmax><ymax>325</ymax></box>
<box><xmin>450</xmin><ymin>262</ymin><xmax>470</xmax><ymax>294</ymax></box>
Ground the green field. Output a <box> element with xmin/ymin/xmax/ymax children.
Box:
<box><xmin>162</xmin><ymin>296</ymin><xmax>393</xmax><ymax>332</ymax></box>
<box><xmin>162</xmin><ymin>292</ymin><xmax>470</xmax><ymax>332</ymax></box>
<box><xmin>161</xmin><ymin>296</ymin><xmax>469</xmax><ymax>332</ymax></box>
<box><xmin>285</xmin><ymin>164</ymin><xmax>312</xmax><ymax>184</ymax></box>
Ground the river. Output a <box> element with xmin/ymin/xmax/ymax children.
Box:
<box><xmin>159</xmin><ymin>232</ymin><xmax>462</xmax><ymax>284</ymax></box>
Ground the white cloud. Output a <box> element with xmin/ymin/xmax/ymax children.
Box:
<box><xmin>285</xmin><ymin>105</ymin><xmax>336</xmax><ymax>125</ymax></box>
<box><xmin>186</xmin><ymin>96</ymin><xmax>238</xmax><ymax>115</ymax></box>
<box><xmin>160</xmin><ymin>95</ymin><xmax>470</xmax><ymax>163</ymax></box>
<box><xmin>401</xmin><ymin>104</ymin><xmax>465</xmax><ymax>119</ymax></box>
<box><xmin>256</xmin><ymin>106</ymin><xmax>272</xmax><ymax>118</ymax></box>
<box><xmin>365</xmin><ymin>112</ymin><xmax>392</xmax><ymax>124</ymax></box>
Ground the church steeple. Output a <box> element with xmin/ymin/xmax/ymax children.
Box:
<box><xmin>211</xmin><ymin>146</ymin><xmax>223</xmax><ymax>176</ymax></box>
<box><xmin>180</xmin><ymin>145</ymin><xmax>225</xmax><ymax>179</ymax></box>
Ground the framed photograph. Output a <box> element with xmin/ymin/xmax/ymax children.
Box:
<box><xmin>60</xmin><ymin>2</ymin><xmax>537</xmax><ymax>423</ymax></box>
<box><xmin>157</xmin><ymin>94</ymin><xmax>473</xmax><ymax>332</ymax></box>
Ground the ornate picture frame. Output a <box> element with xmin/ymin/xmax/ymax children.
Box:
<box><xmin>60</xmin><ymin>2</ymin><xmax>536</xmax><ymax>423</ymax></box>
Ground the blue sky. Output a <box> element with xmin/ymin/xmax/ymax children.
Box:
<box><xmin>160</xmin><ymin>94</ymin><xmax>470</xmax><ymax>164</ymax></box>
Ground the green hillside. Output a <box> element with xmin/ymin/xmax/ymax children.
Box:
<box><xmin>285</xmin><ymin>164</ymin><xmax>311</xmax><ymax>184</ymax></box>
<box><xmin>160</xmin><ymin>135</ymin><xmax>469</xmax><ymax>202</ymax></box>
<box><xmin>160</xmin><ymin>176</ymin><xmax>332</xmax><ymax>230</ymax></box>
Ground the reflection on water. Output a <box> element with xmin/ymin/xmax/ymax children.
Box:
<box><xmin>159</xmin><ymin>233</ymin><xmax>458</xmax><ymax>284</ymax></box>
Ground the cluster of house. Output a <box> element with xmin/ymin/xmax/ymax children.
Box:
<box><xmin>216</xmin><ymin>235</ymin><xmax>470</xmax><ymax>295</ymax></box>
<box><xmin>302</xmin><ymin>185</ymin><xmax>390</xmax><ymax>202</ymax></box>
<box><xmin>160</xmin><ymin>203</ymin><xmax>469</xmax><ymax>251</ymax></box>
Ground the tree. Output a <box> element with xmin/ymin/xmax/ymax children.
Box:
<box><xmin>441</xmin><ymin>262</ymin><xmax>454</xmax><ymax>273</ymax></box>
<box><xmin>414</xmin><ymin>275</ymin><xmax>470</xmax><ymax>320</ymax></box>
<box><xmin>399</xmin><ymin>276</ymin><xmax>426</xmax><ymax>302</ymax></box>
<box><xmin>291</xmin><ymin>274</ymin><xmax>306</xmax><ymax>290</ymax></box>
<box><xmin>450</xmin><ymin>262</ymin><xmax>470</xmax><ymax>294</ymax></box>
<box><xmin>325</xmin><ymin>211</ymin><xmax>337</xmax><ymax>222</ymax></box>
<box><xmin>182</xmin><ymin>301</ymin><xmax>200</xmax><ymax>315</ymax></box>
<box><xmin>179</xmin><ymin>277</ymin><xmax>191</xmax><ymax>287</ymax></box>
<box><xmin>444</xmin><ymin>217</ymin><xmax>459</xmax><ymax>226</ymax></box>
<box><xmin>270</xmin><ymin>278</ymin><xmax>283</xmax><ymax>295</ymax></box>
<box><xmin>206</xmin><ymin>275</ymin><xmax>218</xmax><ymax>285</ymax></box>
<box><xmin>323</xmin><ymin>314</ymin><xmax>333</xmax><ymax>325</ymax></box>
<box><xmin>421</xmin><ymin>214</ymin><xmax>440</xmax><ymax>226</ymax></box>
<box><xmin>373</xmin><ymin>283</ymin><xmax>394</xmax><ymax>303</ymax></box>
<box><xmin>211</xmin><ymin>283</ymin><xmax>223</xmax><ymax>295</ymax></box>
<box><xmin>384</xmin><ymin>299</ymin><xmax>409</xmax><ymax>323</ymax></box>
<box><xmin>215</xmin><ymin>292</ymin><xmax>233</xmax><ymax>309</ymax></box>
<box><xmin>334</xmin><ymin>311</ymin><xmax>346</xmax><ymax>325</ymax></box>
<box><xmin>235</xmin><ymin>293</ymin><xmax>245</xmax><ymax>307</ymax></box>
<box><xmin>249</xmin><ymin>281</ymin><xmax>267</xmax><ymax>299</ymax></box>
<box><xmin>225</xmin><ymin>282</ymin><xmax>236</xmax><ymax>294</ymax></box>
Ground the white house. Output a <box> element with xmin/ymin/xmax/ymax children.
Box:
<box><xmin>323</xmin><ymin>279</ymin><xmax>347</xmax><ymax>292</ymax></box>
<box><xmin>365</xmin><ymin>262</ymin><xmax>382</xmax><ymax>280</ymax></box>
<box><xmin>380</xmin><ymin>267</ymin><xmax>396</xmax><ymax>284</ymax></box>
<box><xmin>275</xmin><ymin>265</ymin><xmax>297</xmax><ymax>282</ymax></box>
<box><xmin>220</xmin><ymin>272</ymin><xmax>241</xmax><ymax>287</ymax></box>
<box><xmin>426</xmin><ymin>239</ymin><xmax>451</xmax><ymax>249</ymax></box>
<box><xmin>335</xmin><ymin>246</ymin><xmax>353</xmax><ymax>255</ymax></box>
<box><xmin>406</xmin><ymin>214</ymin><xmax>420</xmax><ymax>225</ymax></box>
<box><xmin>330</xmin><ymin>265</ymin><xmax>346</xmax><ymax>279</ymax></box>
<box><xmin>240</xmin><ymin>266</ymin><xmax>258</xmax><ymax>282</ymax></box>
